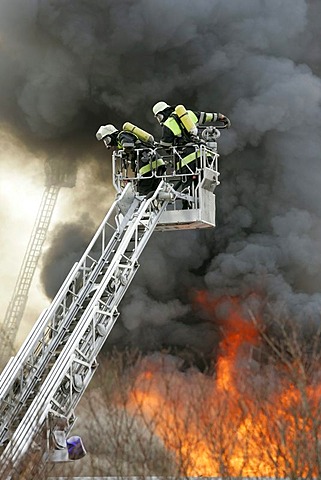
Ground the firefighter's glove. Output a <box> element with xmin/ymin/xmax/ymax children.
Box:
<box><xmin>190</xmin><ymin>134</ymin><xmax>200</xmax><ymax>144</ymax></box>
<box><xmin>224</xmin><ymin>117</ymin><xmax>231</xmax><ymax>128</ymax></box>
<box><xmin>218</xmin><ymin>114</ymin><xmax>231</xmax><ymax>128</ymax></box>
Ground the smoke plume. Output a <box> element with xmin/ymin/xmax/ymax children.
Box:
<box><xmin>1</xmin><ymin>0</ymin><xmax>321</xmax><ymax>360</ymax></box>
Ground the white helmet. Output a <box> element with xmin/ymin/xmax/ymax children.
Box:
<box><xmin>152</xmin><ymin>101</ymin><xmax>171</xmax><ymax>117</ymax></box>
<box><xmin>96</xmin><ymin>124</ymin><xmax>118</xmax><ymax>141</ymax></box>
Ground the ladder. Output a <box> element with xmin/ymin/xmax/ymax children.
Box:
<box><xmin>0</xmin><ymin>126</ymin><xmax>223</xmax><ymax>478</ymax></box>
<box><xmin>0</xmin><ymin>156</ymin><xmax>76</xmax><ymax>368</ymax></box>
<box><xmin>0</xmin><ymin>185</ymin><xmax>60</xmax><ymax>364</ymax></box>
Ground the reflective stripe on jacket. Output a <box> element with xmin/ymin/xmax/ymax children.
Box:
<box><xmin>139</xmin><ymin>158</ymin><xmax>165</xmax><ymax>175</ymax></box>
<box><xmin>176</xmin><ymin>148</ymin><xmax>201</xmax><ymax>171</ymax></box>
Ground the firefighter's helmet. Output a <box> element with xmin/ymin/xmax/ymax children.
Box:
<box><xmin>152</xmin><ymin>101</ymin><xmax>171</xmax><ymax>117</ymax></box>
<box><xmin>96</xmin><ymin>124</ymin><xmax>118</xmax><ymax>141</ymax></box>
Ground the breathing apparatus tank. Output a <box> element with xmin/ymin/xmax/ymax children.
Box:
<box><xmin>174</xmin><ymin>104</ymin><xmax>198</xmax><ymax>136</ymax></box>
<box><xmin>123</xmin><ymin>122</ymin><xmax>155</xmax><ymax>145</ymax></box>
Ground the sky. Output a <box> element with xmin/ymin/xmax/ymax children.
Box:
<box><xmin>0</xmin><ymin>0</ymin><xmax>321</xmax><ymax>363</ymax></box>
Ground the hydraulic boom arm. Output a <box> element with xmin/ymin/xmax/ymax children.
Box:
<box><xmin>0</xmin><ymin>181</ymin><xmax>174</xmax><ymax>477</ymax></box>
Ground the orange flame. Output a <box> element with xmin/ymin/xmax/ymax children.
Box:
<box><xmin>126</xmin><ymin>294</ymin><xmax>321</xmax><ymax>477</ymax></box>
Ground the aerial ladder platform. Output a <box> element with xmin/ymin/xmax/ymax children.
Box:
<box><xmin>0</xmin><ymin>123</ymin><xmax>227</xmax><ymax>478</ymax></box>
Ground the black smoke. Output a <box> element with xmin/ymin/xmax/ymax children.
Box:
<box><xmin>2</xmin><ymin>0</ymin><xmax>321</xmax><ymax>361</ymax></box>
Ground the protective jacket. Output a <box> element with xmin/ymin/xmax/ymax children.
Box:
<box><xmin>117</xmin><ymin>130</ymin><xmax>165</xmax><ymax>195</ymax></box>
<box><xmin>117</xmin><ymin>130</ymin><xmax>141</xmax><ymax>150</ymax></box>
<box><xmin>114</xmin><ymin>130</ymin><xmax>141</xmax><ymax>172</ymax></box>
<box><xmin>117</xmin><ymin>130</ymin><xmax>164</xmax><ymax>176</ymax></box>
<box><xmin>160</xmin><ymin>109</ymin><xmax>219</xmax><ymax>148</ymax></box>
<box><xmin>159</xmin><ymin>108</ymin><xmax>219</xmax><ymax>171</ymax></box>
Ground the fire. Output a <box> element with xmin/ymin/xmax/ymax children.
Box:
<box><xmin>126</xmin><ymin>294</ymin><xmax>321</xmax><ymax>477</ymax></box>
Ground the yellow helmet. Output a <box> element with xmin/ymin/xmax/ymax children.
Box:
<box><xmin>152</xmin><ymin>101</ymin><xmax>171</xmax><ymax>116</ymax></box>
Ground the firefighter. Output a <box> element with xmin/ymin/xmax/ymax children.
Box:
<box><xmin>96</xmin><ymin>124</ymin><xmax>165</xmax><ymax>195</ymax></box>
<box><xmin>152</xmin><ymin>102</ymin><xmax>230</xmax><ymax>208</ymax></box>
